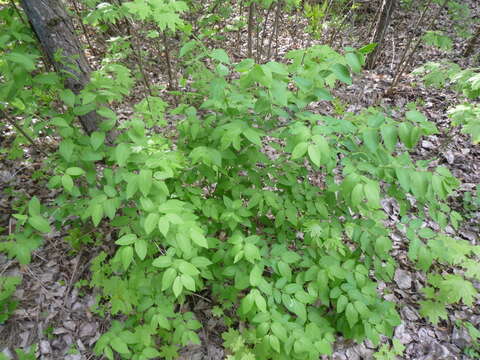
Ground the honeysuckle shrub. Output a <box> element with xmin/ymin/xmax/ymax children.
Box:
<box><xmin>1</xmin><ymin>6</ymin><xmax>479</xmax><ymax>359</ymax></box>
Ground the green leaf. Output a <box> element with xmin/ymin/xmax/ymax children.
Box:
<box><xmin>243</xmin><ymin>128</ymin><xmax>262</xmax><ymax>146</ymax></box>
<box><xmin>6</xmin><ymin>51</ymin><xmax>36</xmax><ymax>71</ymax></box>
<box><xmin>375</xmin><ymin>236</ymin><xmax>392</xmax><ymax>257</ymax></box>
<box><xmin>316</xmin><ymin>339</ymin><xmax>333</xmax><ymax>355</ymax></box>
<box><xmin>110</xmin><ymin>338</ymin><xmax>130</xmax><ymax>354</ymax></box>
<box><xmin>66</xmin><ymin>167</ymin><xmax>85</xmax><ymax>176</ymax></box>
<box><xmin>115</xmin><ymin>143</ymin><xmax>131</xmax><ymax>167</ymax></box>
<box><xmin>28</xmin><ymin>215</ymin><xmax>51</xmax><ymax>233</ymax></box>
<box><xmin>271</xmin><ymin>80</ymin><xmax>288</xmax><ymax>107</ymax></box>
<box><xmin>345</xmin><ymin>303</ymin><xmax>358</xmax><ymax>328</ymax></box>
<box><xmin>337</xmin><ymin>295</ymin><xmax>348</xmax><ymax>313</ymax></box>
<box><xmin>291</xmin><ymin>142</ymin><xmax>308</xmax><ymax>159</ymax></box>
<box><xmin>351</xmin><ymin>183</ymin><xmax>364</xmax><ymax>207</ymax></box>
<box><xmin>190</xmin><ymin>227</ymin><xmax>208</xmax><ymax>248</ymax></box>
<box><xmin>211</xmin><ymin>49</ymin><xmax>230</xmax><ymax>64</ymax></box>
<box><xmin>62</xmin><ymin>174</ymin><xmax>74</xmax><ymax>192</ymax></box>
<box><xmin>406</xmin><ymin>110</ymin><xmax>427</xmax><ymax>123</ymax></box>
<box><xmin>244</xmin><ymin>243</ymin><xmax>261</xmax><ymax>263</ymax></box>
<box><xmin>121</xmin><ymin>246</ymin><xmax>133</xmax><ymax>270</ymax></box>
<box><xmin>395</xmin><ymin>167</ymin><xmax>411</xmax><ymax>192</ymax></box>
<box><xmin>253</xmin><ymin>291</ymin><xmax>267</xmax><ymax>312</ymax></box>
<box><xmin>91</xmin><ymin>204</ymin><xmax>103</xmax><ymax>226</ymax></box>
<box><xmin>331</xmin><ymin>64</ymin><xmax>352</xmax><ymax>84</ymax></box>
<box><xmin>364</xmin><ymin>181</ymin><xmax>381</xmax><ymax>209</ymax></box>
<box><xmin>314</xmin><ymin>88</ymin><xmax>333</xmax><ymax>101</ymax></box>
<box><xmin>363</xmin><ymin>128</ymin><xmax>379</xmax><ymax>152</ymax></box>
<box><xmin>398</xmin><ymin>122</ymin><xmax>413</xmax><ymax>148</ymax></box>
<box><xmin>353</xmin><ymin>301</ymin><xmax>370</xmax><ymax>318</ymax></box>
<box><xmin>380</xmin><ymin>124</ymin><xmax>398</xmax><ymax>152</ymax></box>
<box><xmin>161</xmin><ymin>268</ymin><xmax>176</xmax><ymax>291</ymax></box>
<box><xmin>271</xmin><ymin>322</ymin><xmax>287</xmax><ymax>342</ymax></box>
<box><xmin>103</xmin><ymin>199</ymin><xmax>117</xmax><ymax>219</ymax></box>
<box><xmin>180</xmin><ymin>274</ymin><xmax>196</xmax><ymax>291</ymax></box>
<box><xmin>358</xmin><ymin>43</ymin><xmax>377</xmax><ymax>54</ymax></box>
<box><xmin>139</xmin><ymin>169</ymin><xmax>153</xmax><ymax>196</ymax></box>
<box><xmin>307</xmin><ymin>144</ymin><xmax>321</xmax><ymax>167</ymax></box>
<box><xmin>28</xmin><ymin>197</ymin><xmax>41</xmax><ymax>216</ymax></box>
<box><xmin>419</xmin><ymin>300</ymin><xmax>448</xmax><ymax>325</ymax></box>
<box><xmin>153</xmin><ymin>256</ymin><xmax>172</xmax><ymax>268</ymax></box>
<box><xmin>250</xmin><ymin>265</ymin><xmax>263</xmax><ymax>287</ymax></box>
<box><xmin>90</xmin><ymin>131</ymin><xmax>105</xmax><ymax>150</ymax></box>
<box><xmin>269</xmin><ymin>335</ymin><xmax>280</xmax><ymax>353</ymax></box>
<box><xmin>179</xmin><ymin>261</ymin><xmax>200</xmax><ymax>276</ymax></box>
<box><xmin>60</xmin><ymin>89</ymin><xmax>75</xmax><ymax>107</ymax></box>
<box><xmin>144</xmin><ymin>213</ymin><xmax>159</xmax><ymax>235</ymax></box>
<box><xmin>158</xmin><ymin>216</ymin><xmax>170</xmax><ymax>237</ymax></box>
<box><xmin>116</xmin><ymin>234</ymin><xmax>137</xmax><ymax>246</ymax></box>
<box><xmin>241</xmin><ymin>293</ymin><xmax>254</xmax><ymax>314</ymax></box>
<box><xmin>346</xmin><ymin>52</ymin><xmax>361</xmax><ymax>73</ymax></box>
<box><xmin>134</xmin><ymin>239</ymin><xmax>148</xmax><ymax>260</ymax></box>
<box><xmin>277</xmin><ymin>261</ymin><xmax>292</xmax><ymax>280</ymax></box>
<box><xmin>172</xmin><ymin>276</ymin><xmax>183</xmax><ymax>298</ymax></box>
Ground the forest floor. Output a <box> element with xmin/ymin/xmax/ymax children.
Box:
<box><xmin>0</xmin><ymin>1</ymin><xmax>479</xmax><ymax>359</ymax></box>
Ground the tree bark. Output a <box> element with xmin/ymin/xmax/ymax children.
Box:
<box><xmin>365</xmin><ymin>0</ymin><xmax>396</xmax><ymax>69</ymax></box>
<box><xmin>464</xmin><ymin>25</ymin><xmax>480</xmax><ymax>57</ymax></box>
<box><xmin>20</xmin><ymin>0</ymin><xmax>100</xmax><ymax>134</ymax></box>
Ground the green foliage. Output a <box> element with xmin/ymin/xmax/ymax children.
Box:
<box><xmin>304</xmin><ymin>1</ymin><xmax>329</xmax><ymax>39</ymax></box>
<box><xmin>0</xmin><ymin>6</ymin><xmax>60</xmax><ymax>159</ymax></box>
<box><xmin>0</xmin><ymin>345</ymin><xmax>37</xmax><ymax>360</ymax></box>
<box><xmin>413</xmin><ymin>62</ymin><xmax>480</xmax><ymax>143</ymax></box>
<box><xmin>463</xmin><ymin>185</ymin><xmax>480</xmax><ymax>214</ymax></box>
<box><xmin>1</xmin><ymin>1</ymin><xmax>479</xmax><ymax>359</ymax></box>
<box><xmin>373</xmin><ymin>339</ymin><xmax>405</xmax><ymax>360</ymax></box>
<box><xmin>0</xmin><ymin>276</ymin><xmax>21</xmax><ymax>324</ymax></box>
<box><xmin>422</xmin><ymin>31</ymin><xmax>453</xmax><ymax>51</ymax></box>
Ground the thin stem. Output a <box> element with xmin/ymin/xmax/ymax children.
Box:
<box><xmin>247</xmin><ymin>1</ymin><xmax>255</xmax><ymax>58</ymax></box>
<box><xmin>162</xmin><ymin>31</ymin><xmax>176</xmax><ymax>90</ymax></box>
<box><xmin>70</xmin><ymin>0</ymin><xmax>97</xmax><ymax>56</ymax></box>
<box><xmin>267</xmin><ymin>1</ymin><xmax>281</xmax><ymax>60</ymax></box>
<box><xmin>1</xmin><ymin>110</ymin><xmax>49</xmax><ymax>157</ymax></box>
<box><xmin>258</xmin><ymin>2</ymin><xmax>274</xmax><ymax>63</ymax></box>
<box><xmin>390</xmin><ymin>0</ymin><xmax>447</xmax><ymax>90</ymax></box>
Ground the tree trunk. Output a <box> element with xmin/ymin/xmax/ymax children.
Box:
<box><xmin>20</xmin><ymin>0</ymin><xmax>100</xmax><ymax>134</ymax></box>
<box><xmin>365</xmin><ymin>0</ymin><xmax>396</xmax><ymax>69</ymax></box>
<box><xmin>464</xmin><ymin>25</ymin><xmax>480</xmax><ymax>57</ymax></box>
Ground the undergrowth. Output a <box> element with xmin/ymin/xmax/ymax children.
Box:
<box><xmin>0</xmin><ymin>2</ymin><xmax>479</xmax><ymax>360</ymax></box>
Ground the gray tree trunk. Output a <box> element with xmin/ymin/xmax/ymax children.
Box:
<box><xmin>20</xmin><ymin>0</ymin><xmax>100</xmax><ymax>134</ymax></box>
<box><xmin>365</xmin><ymin>0</ymin><xmax>396</xmax><ymax>69</ymax></box>
<box><xmin>464</xmin><ymin>25</ymin><xmax>480</xmax><ymax>57</ymax></box>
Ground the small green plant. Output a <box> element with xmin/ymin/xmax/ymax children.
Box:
<box><xmin>0</xmin><ymin>345</ymin><xmax>37</xmax><ymax>360</ymax></box>
<box><xmin>0</xmin><ymin>276</ymin><xmax>21</xmax><ymax>323</ymax></box>
<box><xmin>413</xmin><ymin>62</ymin><xmax>480</xmax><ymax>143</ymax></box>
<box><xmin>455</xmin><ymin>320</ymin><xmax>480</xmax><ymax>357</ymax></box>
<box><xmin>373</xmin><ymin>339</ymin><xmax>405</xmax><ymax>360</ymax></box>
<box><xmin>463</xmin><ymin>185</ymin><xmax>480</xmax><ymax>214</ymax></box>
<box><xmin>304</xmin><ymin>1</ymin><xmax>329</xmax><ymax>39</ymax></box>
<box><xmin>422</xmin><ymin>31</ymin><xmax>453</xmax><ymax>51</ymax></box>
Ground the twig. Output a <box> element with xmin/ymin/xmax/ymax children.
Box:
<box><xmin>0</xmin><ymin>110</ymin><xmax>49</xmax><ymax>157</ymax></box>
<box><xmin>266</xmin><ymin>1</ymin><xmax>281</xmax><ymax>60</ymax></box>
<box><xmin>247</xmin><ymin>1</ymin><xmax>255</xmax><ymax>58</ymax></box>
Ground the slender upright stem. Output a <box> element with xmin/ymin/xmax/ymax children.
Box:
<box><xmin>267</xmin><ymin>1</ymin><xmax>281</xmax><ymax>60</ymax></box>
<box><xmin>247</xmin><ymin>1</ymin><xmax>255</xmax><ymax>58</ymax></box>
<box><xmin>390</xmin><ymin>0</ymin><xmax>447</xmax><ymax>90</ymax></box>
<box><xmin>162</xmin><ymin>31</ymin><xmax>176</xmax><ymax>90</ymax></box>
<box><xmin>1</xmin><ymin>110</ymin><xmax>49</xmax><ymax>157</ymax></box>
<box><xmin>70</xmin><ymin>0</ymin><xmax>97</xmax><ymax>56</ymax></box>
